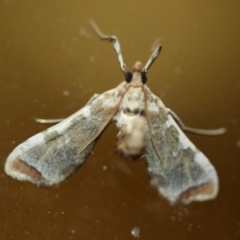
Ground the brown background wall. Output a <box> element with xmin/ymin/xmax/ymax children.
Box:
<box><xmin>0</xmin><ymin>1</ymin><xmax>240</xmax><ymax>239</ymax></box>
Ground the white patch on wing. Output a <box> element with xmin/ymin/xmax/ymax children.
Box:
<box><xmin>162</xmin><ymin>119</ymin><xmax>171</xmax><ymax>131</ymax></box>
<box><xmin>172</xmin><ymin>150</ymin><xmax>178</xmax><ymax>157</ymax></box>
<box><xmin>102</xmin><ymin>98</ymin><xmax>116</xmax><ymax>107</ymax></box>
<box><xmin>64</xmin><ymin>135</ymin><xmax>71</xmax><ymax>144</ymax></box>
<box><xmin>82</xmin><ymin>105</ymin><xmax>91</xmax><ymax>118</ymax></box>
<box><xmin>178</xmin><ymin>131</ymin><xmax>196</xmax><ymax>150</ymax></box>
<box><xmin>194</xmin><ymin>152</ymin><xmax>218</xmax><ymax>186</ymax></box>
<box><xmin>148</xmin><ymin>102</ymin><xmax>158</xmax><ymax>112</ymax></box>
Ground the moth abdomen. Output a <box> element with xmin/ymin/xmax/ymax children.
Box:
<box><xmin>115</xmin><ymin>117</ymin><xmax>145</xmax><ymax>160</ymax></box>
<box><xmin>115</xmin><ymin>143</ymin><xmax>145</xmax><ymax>161</ymax></box>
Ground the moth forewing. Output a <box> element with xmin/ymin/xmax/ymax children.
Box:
<box><xmin>5</xmin><ymin>83</ymin><xmax>129</xmax><ymax>186</ymax></box>
<box><xmin>143</xmin><ymin>86</ymin><xmax>218</xmax><ymax>204</ymax></box>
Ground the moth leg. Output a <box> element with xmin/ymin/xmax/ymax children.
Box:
<box><xmin>89</xmin><ymin>19</ymin><xmax>129</xmax><ymax>75</ymax></box>
<box><xmin>35</xmin><ymin>94</ymin><xmax>101</xmax><ymax>124</ymax></box>
<box><xmin>35</xmin><ymin>118</ymin><xmax>64</xmax><ymax>124</ymax></box>
<box><xmin>167</xmin><ymin>108</ymin><xmax>226</xmax><ymax>136</ymax></box>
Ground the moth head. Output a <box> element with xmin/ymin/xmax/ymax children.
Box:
<box><xmin>125</xmin><ymin>61</ymin><xmax>147</xmax><ymax>85</ymax></box>
<box><xmin>124</xmin><ymin>42</ymin><xmax>162</xmax><ymax>84</ymax></box>
<box><xmin>133</xmin><ymin>61</ymin><xmax>142</xmax><ymax>71</ymax></box>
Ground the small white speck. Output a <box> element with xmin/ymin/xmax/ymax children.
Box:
<box><xmin>12</xmin><ymin>141</ymin><xmax>15</xmax><ymax>144</ymax></box>
<box><xmin>71</xmin><ymin>36</ymin><xmax>78</xmax><ymax>42</ymax></box>
<box><xmin>131</xmin><ymin>226</ymin><xmax>140</xmax><ymax>238</ymax></box>
<box><xmin>174</xmin><ymin>66</ymin><xmax>182</xmax><ymax>75</ymax></box>
<box><xmin>63</xmin><ymin>90</ymin><xmax>70</xmax><ymax>96</ymax></box>
<box><xmin>103</xmin><ymin>165</ymin><xmax>107</xmax><ymax>170</ymax></box>
<box><xmin>79</xmin><ymin>27</ymin><xmax>91</xmax><ymax>39</ymax></box>
<box><xmin>187</xmin><ymin>223</ymin><xmax>193</xmax><ymax>231</ymax></box>
<box><xmin>71</xmin><ymin>230</ymin><xmax>75</xmax><ymax>234</ymax></box>
<box><xmin>236</xmin><ymin>140</ymin><xmax>240</xmax><ymax>148</ymax></box>
<box><xmin>231</xmin><ymin>118</ymin><xmax>238</xmax><ymax>125</ymax></box>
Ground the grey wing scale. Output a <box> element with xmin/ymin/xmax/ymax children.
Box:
<box><xmin>5</xmin><ymin>83</ymin><xmax>127</xmax><ymax>186</ymax></box>
<box><xmin>144</xmin><ymin>87</ymin><xmax>218</xmax><ymax>204</ymax></box>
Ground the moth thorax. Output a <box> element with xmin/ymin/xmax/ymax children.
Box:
<box><xmin>130</xmin><ymin>61</ymin><xmax>147</xmax><ymax>85</ymax></box>
<box><xmin>115</xmin><ymin>117</ymin><xmax>145</xmax><ymax>160</ymax></box>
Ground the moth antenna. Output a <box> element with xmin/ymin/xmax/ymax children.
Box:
<box><xmin>142</xmin><ymin>39</ymin><xmax>162</xmax><ymax>73</ymax></box>
<box><xmin>35</xmin><ymin>118</ymin><xmax>65</xmax><ymax>124</ymax></box>
<box><xmin>89</xmin><ymin>19</ymin><xmax>129</xmax><ymax>76</ymax></box>
<box><xmin>150</xmin><ymin>37</ymin><xmax>162</xmax><ymax>53</ymax></box>
<box><xmin>168</xmin><ymin>108</ymin><xmax>226</xmax><ymax>136</ymax></box>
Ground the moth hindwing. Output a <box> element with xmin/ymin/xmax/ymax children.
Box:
<box><xmin>5</xmin><ymin>20</ymin><xmax>225</xmax><ymax>204</ymax></box>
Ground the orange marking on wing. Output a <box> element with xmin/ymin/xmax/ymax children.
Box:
<box><xmin>11</xmin><ymin>158</ymin><xmax>45</xmax><ymax>182</ymax></box>
<box><xmin>179</xmin><ymin>182</ymin><xmax>215</xmax><ymax>201</ymax></box>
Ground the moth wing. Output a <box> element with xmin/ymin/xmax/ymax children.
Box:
<box><xmin>5</xmin><ymin>83</ymin><xmax>127</xmax><ymax>186</ymax></box>
<box><xmin>144</xmin><ymin>87</ymin><xmax>218</xmax><ymax>204</ymax></box>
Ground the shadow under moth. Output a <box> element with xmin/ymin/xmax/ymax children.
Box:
<box><xmin>5</xmin><ymin>20</ymin><xmax>226</xmax><ymax>204</ymax></box>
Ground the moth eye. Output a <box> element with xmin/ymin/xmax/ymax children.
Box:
<box><xmin>133</xmin><ymin>109</ymin><xmax>139</xmax><ymax>115</ymax></box>
<box><xmin>141</xmin><ymin>73</ymin><xmax>147</xmax><ymax>84</ymax></box>
<box><xmin>140</xmin><ymin>110</ymin><xmax>145</xmax><ymax>116</ymax></box>
<box><xmin>124</xmin><ymin>108</ymin><xmax>131</xmax><ymax>113</ymax></box>
<box><xmin>125</xmin><ymin>72</ymin><xmax>132</xmax><ymax>83</ymax></box>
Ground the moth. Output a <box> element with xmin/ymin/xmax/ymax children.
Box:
<box><xmin>5</xmin><ymin>20</ymin><xmax>226</xmax><ymax>204</ymax></box>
